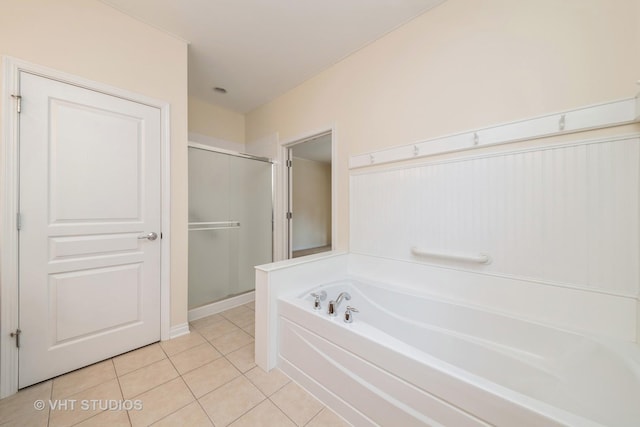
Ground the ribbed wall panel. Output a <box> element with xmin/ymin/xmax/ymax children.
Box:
<box><xmin>350</xmin><ymin>137</ymin><xmax>640</xmax><ymax>297</ymax></box>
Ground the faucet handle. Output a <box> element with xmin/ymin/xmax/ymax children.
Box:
<box><xmin>310</xmin><ymin>291</ymin><xmax>327</xmax><ymax>310</ymax></box>
<box><xmin>344</xmin><ymin>306</ymin><xmax>359</xmax><ymax>323</ymax></box>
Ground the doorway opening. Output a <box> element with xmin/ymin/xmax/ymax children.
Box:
<box><xmin>286</xmin><ymin>132</ymin><xmax>333</xmax><ymax>258</ymax></box>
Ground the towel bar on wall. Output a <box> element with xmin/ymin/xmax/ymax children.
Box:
<box><xmin>410</xmin><ymin>247</ymin><xmax>491</xmax><ymax>265</ymax></box>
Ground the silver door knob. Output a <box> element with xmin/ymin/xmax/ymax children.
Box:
<box><xmin>138</xmin><ymin>232</ymin><xmax>158</xmax><ymax>241</ymax></box>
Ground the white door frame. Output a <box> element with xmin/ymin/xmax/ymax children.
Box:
<box><xmin>0</xmin><ymin>57</ymin><xmax>172</xmax><ymax>398</ymax></box>
<box><xmin>277</xmin><ymin>126</ymin><xmax>337</xmax><ymax>261</ymax></box>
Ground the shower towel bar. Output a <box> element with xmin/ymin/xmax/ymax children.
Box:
<box><xmin>411</xmin><ymin>247</ymin><xmax>491</xmax><ymax>264</ymax></box>
<box><xmin>189</xmin><ymin>221</ymin><xmax>240</xmax><ymax>231</ymax></box>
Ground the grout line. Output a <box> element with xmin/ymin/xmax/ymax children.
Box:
<box><xmin>112</xmin><ymin>342</ymin><xmax>167</xmax><ymax>378</ymax></box>
<box><xmin>194</xmin><ymin>398</ymin><xmax>215</xmax><ymax>426</ymax></box>
<box><xmin>133</xmin><ymin>376</ymin><xmax>196</xmax><ymax>426</ymax></box>
<box><xmin>47</xmin><ymin>378</ymin><xmax>53</xmax><ymax>427</ymax></box>
<box><xmin>303</xmin><ymin>406</ymin><xmax>325</xmax><ymax>426</ymax></box>
<box><xmin>111</xmin><ymin>359</ymin><xmax>133</xmax><ymax>427</ymax></box>
<box><xmin>217</xmin><ymin>387</ymin><xmax>267</xmax><ymax>427</ymax></box>
<box><xmin>268</xmin><ymin>396</ymin><xmax>299</xmax><ymax>427</ymax></box>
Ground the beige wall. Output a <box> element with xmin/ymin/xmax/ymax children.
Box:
<box><xmin>0</xmin><ymin>0</ymin><xmax>189</xmax><ymax>327</ymax></box>
<box><xmin>189</xmin><ymin>96</ymin><xmax>246</xmax><ymax>145</ymax></box>
<box><xmin>246</xmin><ymin>0</ymin><xmax>640</xmax><ymax>252</ymax></box>
<box><xmin>292</xmin><ymin>158</ymin><xmax>331</xmax><ymax>251</ymax></box>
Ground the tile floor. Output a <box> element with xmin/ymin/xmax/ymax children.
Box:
<box><xmin>0</xmin><ymin>302</ymin><xmax>350</xmax><ymax>427</ymax></box>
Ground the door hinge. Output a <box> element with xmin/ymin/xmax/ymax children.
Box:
<box><xmin>10</xmin><ymin>329</ymin><xmax>21</xmax><ymax>348</ymax></box>
<box><xmin>286</xmin><ymin>159</ymin><xmax>292</xmax><ymax>168</ymax></box>
<box><xmin>286</xmin><ymin>212</ymin><xmax>292</xmax><ymax>219</ymax></box>
<box><xmin>16</xmin><ymin>212</ymin><xmax>22</xmax><ymax>231</ymax></box>
<box><xmin>11</xmin><ymin>94</ymin><xmax>21</xmax><ymax>113</ymax></box>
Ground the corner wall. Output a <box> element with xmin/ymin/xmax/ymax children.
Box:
<box><xmin>0</xmin><ymin>0</ymin><xmax>189</xmax><ymax>327</ymax></box>
<box><xmin>188</xmin><ymin>96</ymin><xmax>246</xmax><ymax>150</ymax></box>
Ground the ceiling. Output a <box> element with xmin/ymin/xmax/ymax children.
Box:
<box><xmin>100</xmin><ymin>0</ymin><xmax>444</xmax><ymax>113</ymax></box>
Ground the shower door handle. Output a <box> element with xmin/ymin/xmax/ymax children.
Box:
<box><xmin>138</xmin><ymin>232</ymin><xmax>158</xmax><ymax>241</ymax></box>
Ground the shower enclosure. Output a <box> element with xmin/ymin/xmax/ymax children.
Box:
<box><xmin>188</xmin><ymin>143</ymin><xmax>273</xmax><ymax>311</ymax></box>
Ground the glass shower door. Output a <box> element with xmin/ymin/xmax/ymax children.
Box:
<box><xmin>188</xmin><ymin>146</ymin><xmax>272</xmax><ymax>310</ymax></box>
<box><xmin>232</xmin><ymin>154</ymin><xmax>273</xmax><ymax>295</ymax></box>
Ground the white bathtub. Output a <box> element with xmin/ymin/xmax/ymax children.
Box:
<box><xmin>277</xmin><ymin>280</ymin><xmax>640</xmax><ymax>426</ymax></box>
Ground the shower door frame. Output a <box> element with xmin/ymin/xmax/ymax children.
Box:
<box><xmin>187</xmin><ymin>142</ymin><xmax>274</xmax><ymax>320</ymax></box>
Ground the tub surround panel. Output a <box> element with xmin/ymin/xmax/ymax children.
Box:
<box><xmin>350</xmin><ymin>134</ymin><xmax>640</xmax><ymax>341</ymax></box>
<box><xmin>351</xmin><ymin>135</ymin><xmax>639</xmax><ymax>297</ymax></box>
<box><xmin>254</xmin><ymin>252</ymin><xmax>348</xmax><ymax>371</ymax></box>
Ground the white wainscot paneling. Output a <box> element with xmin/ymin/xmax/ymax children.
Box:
<box><xmin>350</xmin><ymin>136</ymin><xmax>640</xmax><ymax>298</ymax></box>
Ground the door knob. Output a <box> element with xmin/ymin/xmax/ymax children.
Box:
<box><xmin>138</xmin><ymin>232</ymin><xmax>158</xmax><ymax>241</ymax></box>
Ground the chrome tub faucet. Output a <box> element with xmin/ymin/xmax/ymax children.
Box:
<box><xmin>328</xmin><ymin>291</ymin><xmax>351</xmax><ymax>316</ymax></box>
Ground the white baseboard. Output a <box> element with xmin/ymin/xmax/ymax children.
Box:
<box><xmin>167</xmin><ymin>323</ymin><xmax>190</xmax><ymax>340</ymax></box>
<box><xmin>188</xmin><ymin>292</ymin><xmax>255</xmax><ymax>322</ymax></box>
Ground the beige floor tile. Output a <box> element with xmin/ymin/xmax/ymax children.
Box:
<box><xmin>2</xmin><ymin>413</ymin><xmax>50</xmax><ymax>427</ymax></box>
<box><xmin>306</xmin><ymin>407</ymin><xmax>351</xmax><ymax>427</ymax></box>
<box><xmin>75</xmin><ymin>409</ymin><xmax>131</xmax><ymax>426</ymax></box>
<box><xmin>243</xmin><ymin>301</ymin><xmax>255</xmax><ymax>310</ymax></box>
<box><xmin>197</xmin><ymin>319</ymin><xmax>240</xmax><ymax>341</ymax></box>
<box><xmin>221</xmin><ymin>305</ymin><xmax>252</xmax><ymax>319</ymax></box>
<box><xmin>169</xmin><ymin>342</ymin><xmax>222</xmax><ymax>375</ymax></box>
<box><xmin>113</xmin><ymin>343</ymin><xmax>167</xmax><ymax>377</ymax></box>
<box><xmin>189</xmin><ymin>314</ymin><xmax>225</xmax><ymax>330</ymax></box>
<box><xmin>119</xmin><ymin>358</ymin><xmax>179</xmax><ymax>399</ymax></box>
<box><xmin>271</xmin><ymin>382</ymin><xmax>323</xmax><ymax>426</ymax></box>
<box><xmin>49</xmin><ymin>378</ymin><xmax>122</xmax><ymax>427</ymax></box>
<box><xmin>51</xmin><ymin>360</ymin><xmax>116</xmax><ymax>400</ymax></box>
<box><xmin>160</xmin><ymin>330</ymin><xmax>206</xmax><ymax>356</ymax></box>
<box><xmin>234</xmin><ymin>312</ymin><xmax>255</xmax><ymax>329</ymax></box>
<box><xmin>0</xmin><ymin>380</ymin><xmax>51</xmax><ymax>426</ymax></box>
<box><xmin>226</xmin><ymin>343</ymin><xmax>256</xmax><ymax>373</ymax></box>
<box><xmin>151</xmin><ymin>401</ymin><xmax>212</xmax><ymax>427</ymax></box>
<box><xmin>221</xmin><ymin>306</ymin><xmax>255</xmax><ymax>328</ymax></box>
<box><xmin>198</xmin><ymin>376</ymin><xmax>265</xmax><ymax>427</ymax></box>
<box><xmin>128</xmin><ymin>378</ymin><xmax>194</xmax><ymax>427</ymax></box>
<box><xmin>242</xmin><ymin>323</ymin><xmax>255</xmax><ymax>337</ymax></box>
<box><xmin>209</xmin><ymin>329</ymin><xmax>254</xmax><ymax>355</ymax></box>
<box><xmin>229</xmin><ymin>400</ymin><xmax>296</xmax><ymax>427</ymax></box>
<box><xmin>182</xmin><ymin>358</ymin><xmax>241</xmax><ymax>398</ymax></box>
<box><xmin>244</xmin><ymin>367</ymin><xmax>290</xmax><ymax>397</ymax></box>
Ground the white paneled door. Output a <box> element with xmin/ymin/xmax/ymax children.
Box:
<box><xmin>18</xmin><ymin>72</ymin><xmax>161</xmax><ymax>388</ymax></box>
